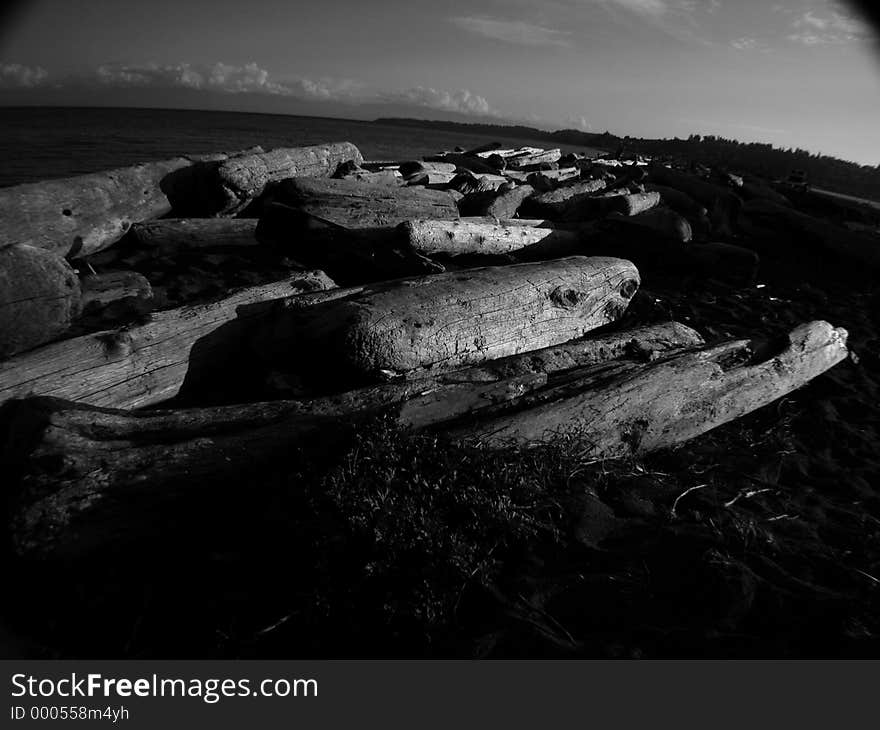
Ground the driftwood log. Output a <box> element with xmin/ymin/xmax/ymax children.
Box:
<box><xmin>0</xmin><ymin>271</ymin><xmax>337</xmax><ymax>409</ymax></box>
<box><xmin>506</xmin><ymin>149</ymin><xmax>562</xmax><ymax>170</ymax></box>
<box><xmin>0</xmin><ymin>245</ymin><xmax>82</xmax><ymax>358</ymax></box>
<box><xmin>398</xmin><ymin>218</ymin><xmax>581</xmax><ymax>258</ymax></box>
<box><xmin>2</xmin><ymin>321</ymin><xmax>703</xmax><ymax>558</ymax></box>
<box><xmin>0</xmin><ymin>157</ymin><xmax>193</xmax><ymax>258</ymax></box>
<box><xmin>127</xmin><ymin>218</ymin><xmax>260</xmax><ymax>252</ymax></box>
<box><xmin>446</xmin><ymin>320</ymin><xmax>848</xmax><ymax>450</ymax></box>
<box><xmin>272</xmin><ymin>177</ymin><xmax>459</xmax><ymax>228</ymax></box>
<box><xmin>254</xmin><ymin>256</ymin><xmax>639</xmax><ymax>382</ymax></box>
<box><xmin>206</xmin><ymin>142</ymin><xmax>363</xmax><ymax>215</ymax></box>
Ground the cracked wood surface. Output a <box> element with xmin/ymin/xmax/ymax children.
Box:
<box><xmin>255</xmin><ymin>256</ymin><xmax>640</xmax><ymax>382</ymax></box>
<box><xmin>0</xmin><ymin>270</ymin><xmax>336</xmax><ymax>409</ymax></box>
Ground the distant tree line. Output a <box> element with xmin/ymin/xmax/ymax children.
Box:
<box><xmin>376</xmin><ymin>118</ymin><xmax>880</xmax><ymax>201</ymax></box>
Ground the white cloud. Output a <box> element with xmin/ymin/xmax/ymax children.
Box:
<box><xmin>730</xmin><ymin>36</ymin><xmax>758</xmax><ymax>50</ymax></box>
<box><xmin>380</xmin><ymin>86</ymin><xmax>498</xmax><ymax>117</ymax></box>
<box><xmin>787</xmin><ymin>8</ymin><xmax>874</xmax><ymax>44</ymax></box>
<box><xmin>450</xmin><ymin>16</ymin><xmax>572</xmax><ymax>47</ymax></box>
<box><xmin>93</xmin><ymin>62</ymin><xmax>292</xmax><ymax>95</ymax></box>
<box><xmin>0</xmin><ymin>63</ymin><xmax>48</xmax><ymax>88</ymax></box>
<box><xmin>38</xmin><ymin>60</ymin><xmax>500</xmax><ymax>119</ymax></box>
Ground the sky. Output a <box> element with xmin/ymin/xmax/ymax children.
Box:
<box><xmin>1</xmin><ymin>0</ymin><xmax>879</xmax><ymax>165</ymax></box>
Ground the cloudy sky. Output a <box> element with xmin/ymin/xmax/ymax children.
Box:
<box><xmin>1</xmin><ymin>0</ymin><xmax>879</xmax><ymax>164</ymax></box>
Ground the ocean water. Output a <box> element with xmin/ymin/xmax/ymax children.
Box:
<box><xmin>0</xmin><ymin>107</ymin><xmax>602</xmax><ymax>187</ymax></box>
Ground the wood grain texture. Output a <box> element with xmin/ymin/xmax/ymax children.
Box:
<box><xmin>274</xmin><ymin>177</ymin><xmax>459</xmax><ymax>228</ymax></box>
<box><xmin>400</xmin><ymin>217</ymin><xmax>581</xmax><ymax>257</ymax></box>
<box><xmin>256</xmin><ymin>256</ymin><xmax>640</xmax><ymax>381</ymax></box>
<box><xmin>0</xmin><ymin>157</ymin><xmax>192</xmax><ymax>257</ymax></box>
<box><xmin>0</xmin><ymin>271</ymin><xmax>336</xmax><ymax>409</ymax></box>
<box><xmin>212</xmin><ymin>142</ymin><xmax>363</xmax><ymax>214</ymax></box>
<box><xmin>447</xmin><ymin>320</ymin><xmax>849</xmax><ymax>451</ymax></box>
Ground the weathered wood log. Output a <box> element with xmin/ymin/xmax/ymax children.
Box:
<box><xmin>0</xmin><ymin>271</ymin><xmax>337</xmax><ymax>409</ymax></box>
<box><xmin>2</xmin><ymin>321</ymin><xmax>702</xmax><ymax>558</ymax></box>
<box><xmin>208</xmin><ymin>142</ymin><xmax>364</xmax><ymax>215</ymax></box>
<box><xmin>449</xmin><ymin>173</ymin><xmax>504</xmax><ymax>195</ymax></box>
<box><xmin>398</xmin><ymin>218</ymin><xmax>582</xmax><ymax>258</ymax></box>
<box><xmin>256</xmin><ymin>204</ymin><xmax>443</xmax><ymax>284</ymax></box>
<box><xmin>522</xmin><ymin>179</ymin><xmax>608</xmax><ymax>218</ymax></box>
<box><xmin>506</xmin><ymin>149</ymin><xmax>562</xmax><ymax>170</ymax></box>
<box><xmin>254</xmin><ymin>256</ymin><xmax>640</xmax><ymax>382</ymax></box>
<box><xmin>128</xmin><ymin>218</ymin><xmax>260</xmax><ymax>252</ymax></box>
<box><xmin>0</xmin><ymin>245</ymin><xmax>82</xmax><ymax>358</ymax></box>
<box><xmin>576</xmin><ymin>191</ymin><xmax>661</xmax><ymax>219</ymax></box>
<box><xmin>446</xmin><ymin>320</ymin><xmax>848</xmax><ymax>450</ymax></box>
<box><xmin>458</xmin><ymin>185</ymin><xmax>535</xmax><ymax>219</ymax></box>
<box><xmin>0</xmin><ymin>157</ymin><xmax>193</xmax><ymax>258</ymax></box>
<box><xmin>80</xmin><ymin>271</ymin><xmax>153</xmax><ymax>313</ymax></box>
<box><xmin>739</xmin><ymin>199</ymin><xmax>880</xmax><ymax>269</ymax></box>
<box><xmin>271</xmin><ymin>177</ymin><xmax>459</xmax><ymax>228</ymax></box>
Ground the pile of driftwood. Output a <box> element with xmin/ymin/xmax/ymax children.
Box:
<box><xmin>0</xmin><ymin>140</ymin><xmax>853</xmax><ymax>559</ymax></box>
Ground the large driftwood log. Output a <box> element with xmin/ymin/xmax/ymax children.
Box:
<box><xmin>128</xmin><ymin>218</ymin><xmax>260</xmax><ymax>252</ymax></box>
<box><xmin>399</xmin><ymin>218</ymin><xmax>582</xmax><ymax>258</ymax></box>
<box><xmin>255</xmin><ymin>256</ymin><xmax>640</xmax><ymax>382</ymax></box>
<box><xmin>208</xmin><ymin>143</ymin><xmax>363</xmax><ymax>215</ymax></box>
<box><xmin>0</xmin><ymin>271</ymin><xmax>336</xmax><ymax>409</ymax></box>
<box><xmin>506</xmin><ymin>149</ymin><xmax>562</xmax><ymax>170</ymax></box>
<box><xmin>0</xmin><ymin>245</ymin><xmax>82</xmax><ymax>358</ymax></box>
<box><xmin>3</xmin><ymin>321</ymin><xmax>702</xmax><ymax>558</ymax></box>
<box><xmin>272</xmin><ymin>177</ymin><xmax>459</xmax><ymax>228</ymax></box>
<box><xmin>446</xmin><ymin>321</ymin><xmax>848</xmax><ymax>450</ymax></box>
<box><xmin>0</xmin><ymin>157</ymin><xmax>193</xmax><ymax>258</ymax></box>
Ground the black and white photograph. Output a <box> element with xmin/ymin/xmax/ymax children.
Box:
<box><xmin>1</xmin><ymin>0</ymin><xmax>879</xmax><ymax>672</ymax></box>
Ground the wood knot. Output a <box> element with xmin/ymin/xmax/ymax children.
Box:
<box><xmin>619</xmin><ymin>278</ymin><xmax>638</xmax><ymax>299</ymax></box>
<box><xmin>550</xmin><ymin>287</ymin><xmax>582</xmax><ymax>308</ymax></box>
